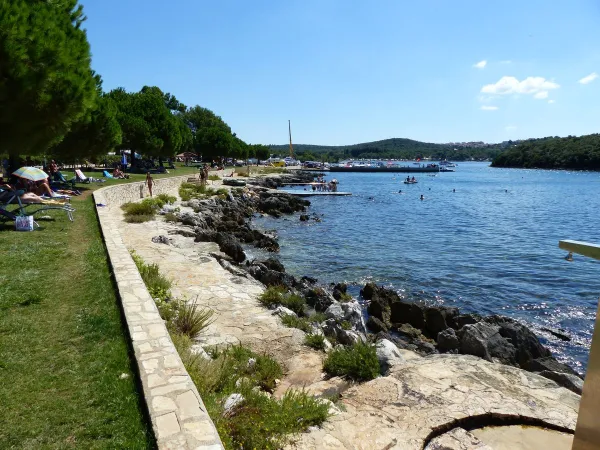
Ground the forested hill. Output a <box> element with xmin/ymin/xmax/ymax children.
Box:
<box><xmin>269</xmin><ymin>138</ymin><xmax>502</xmax><ymax>162</ymax></box>
<box><xmin>491</xmin><ymin>134</ymin><xmax>600</xmax><ymax>170</ymax></box>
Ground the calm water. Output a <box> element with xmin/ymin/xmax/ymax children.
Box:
<box><xmin>252</xmin><ymin>163</ymin><xmax>600</xmax><ymax>373</ymax></box>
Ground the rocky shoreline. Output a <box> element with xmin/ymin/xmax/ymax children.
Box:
<box><xmin>160</xmin><ymin>171</ymin><xmax>583</xmax><ymax>395</ymax></box>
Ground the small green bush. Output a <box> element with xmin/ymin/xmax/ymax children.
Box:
<box><xmin>310</xmin><ymin>312</ymin><xmax>327</xmax><ymax>323</ymax></box>
<box><xmin>323</xmin><ymin>342</ymin><xmax>380</xmax><ymax>381</ymax></box>
<box><xmin>156</xmin><ymin>193</ymin><xmax>176</xmax><ymax>205</ymax></box>
<box><xmin>173</xmin><ymin>298</ymin><xmax>215</xmax><ymax>340</ymax></box>
<box><xmin>121</xmin><ymin>198</ymin><xmax>165</xmax><ymax>222</ymax></box>
<box><xmin>124</xmin><ymin>214</ymin><xmax>154</xmax><ymax>223</ymax></box>
<box><xmin>281</xmin><ymin>314</ymin><xmax>311</xmax><ymax>333</ymax></box>
<box><xmin>163</xmin><ymin>212</ymin><xmax>178</xmax><ymax>222</ymax></box>
<box><xmin>131</xmin><ymin>251</ymin><xmax>172</xmax><ymax>301</ymax></box>
<box><xmin>258</xmin><ymin>286</ymin><xmax>307</xmax><ymax>316</ymax></box>
<box><xmin>339</xmin><ymin>292</ymin><xmax>353</xmax><ymax>302</ymax></box>
<box><xmin>305</xmin><ymin>334</ymin><xmax>326</xmax><ymax>351</ymax></box>
<box><xmin>340</xmin><ymin>320</ymin><xmax>352</xmax><ymax>330</ymax></box>
<box><xmin>208</xmin><ymin>174</ymin><xmax>221</xmax><ymax>181</ymax></box>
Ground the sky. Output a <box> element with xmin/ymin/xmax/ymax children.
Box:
<box><xmin>82</xmin><ymin>0</ymin><xmax>600</xmax><ymax>146</ymax></box>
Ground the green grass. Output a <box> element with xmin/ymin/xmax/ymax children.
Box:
<box><xmin>323</xmin><ymin>342</ymin><xmax>381</xmax><ymax>381</ymax></box>
<box><xmin>131</xmin><ymin>251</ymin><xmax>172</xmax><ymax>301</ymax></box>
<box><xmin>173</xmin><ymin>340</ymin><xmax>328</xmax><ymax>449</ymax></box>
<box><xmin>0</xmin><ymin>191</ymin><xmax>153</xmax><ymax>448</ymax></box>
<box><xmin>305</xmin><ymin>334</ymin><xmax>327</xmax><ymax>351</ymax></box>
<box><xmin>257</xmin><ymin>286</ymin><xmax>307</xmax><ymax>316</ymax></box>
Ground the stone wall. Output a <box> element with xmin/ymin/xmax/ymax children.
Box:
<box><xmin>100</xmin><ymin>175</ymin><xmax>192</xmax><ymax>208</ymax></box>
<box><xmin>93</xmin><ymin>178</ymin><xmax>223</xmax><ymax>449</ymax></box>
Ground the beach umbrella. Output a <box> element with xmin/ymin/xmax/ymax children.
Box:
<box><xmin>13</xmin><ymin>166</ymin><xmax>49</xmax><ymax>181</ymax></box>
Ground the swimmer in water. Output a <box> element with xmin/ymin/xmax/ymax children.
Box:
<box><xmin>505</xmin><ymin>189</ymin><xmax>508</xmax><ymax>193</ymax></box>
<box><xmin>398</xmin><ymin>190</ymin><xmax>402</xmax><ymax>194</ymax></box>
<box><xmin>452</xmin><ymin>188</ymin><xmax>455</xmax><ymax>193</ymax></box>
<box><xmin>420</xmin><ymin>194</ymin><xmax>424</xmax><ymax>200</ymax></box>
<box><xmin>565</xmin><ymin>252</ymin><xmax>573</xmax><ymax>262</ymax></box>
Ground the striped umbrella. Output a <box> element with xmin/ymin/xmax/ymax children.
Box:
<box><xmin>13</xmin><ymin>166</ymin><xmax>49</xmax><ymax>181</ymax></box>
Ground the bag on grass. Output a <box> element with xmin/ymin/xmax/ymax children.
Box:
<box><xmin>15</xmin><ymin>215</ymin><xmax>34</xmax><ymax>232</ymax></box>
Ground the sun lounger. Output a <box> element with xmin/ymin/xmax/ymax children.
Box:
<box><xmin>0</xmin><ymin>187</ymin><xmax>75</xmax><ymax>222</ymax></box>
<box><xmin>74</xmin><ymin>169</ymin><xmax>90</xmax><ymax>183</ymax></box>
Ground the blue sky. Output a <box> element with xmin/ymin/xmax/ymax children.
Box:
<box><xmin>82</xmin><ymin>0</ymin><xmax>600</xmax><ymax>145</ymax></box>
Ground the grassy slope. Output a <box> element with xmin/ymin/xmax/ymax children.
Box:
<box><xmin>0</xmin><ymin>165</ymin><xmax>198</xmax><ymax>449</ymax></box>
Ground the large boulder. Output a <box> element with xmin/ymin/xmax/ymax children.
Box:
<box><xmin>215</xmin><ymin>233</ymin><xmax>246</xmax><ymax>263</ymax></box>
<box><xmin>257</xmin><ymin>258</ymin><xmax>285</xmax><ymax>272</ymax></box>
<box><xmin>452</xmin><ymin>313</ymin><xmax>482</xmax><ymax>330</ymax></box>
<box><xmin>527</xmin><ymin>357</ymin><xmax>581</xmax><ymax>377</ymax></box>
<box><xmin>376</xmin><ymin>339</ymin><xmax>404</xmax><ymax>373</ymax></box>
<box><xmin>459</xmin><ymin>322</ymin><xmax>516</xmax><ymax>364</ymax></box>
<box><xmin>332</xmin><ymin>283</ymin><xmax>348</xmax><ymax>301</ymax></box>
<box><xmin>305</xmin><ymin>287</ymin><xmax>335</xmax><ymax>312</ymax></box>
<box><xmin>341</xmin><ymin>301</ymin><xmax>366</xmax><ymax>333</ymax></box>
<box><xmin>424</xmin><ymin>306</ymin><xmax>459</xmax><ymax>336</ymax></box>
<box><xmin>360</xmin><ymin>282</ymin><xmax>377</xmax><ymax>300</ymax></box>
<box><xmin>390</xmin><ymin>301</ymin><xmax>426</xmax><ymax>330</ymax></box>
<box><xmin>366</xmin><ymin>297</ymin><xmax>391</xmax><ymax>328</ymax></box>
<box><xmin>366</xmin><ymin>316</ymin><xmax>388</xmax><ymax>333</ymax></box>
<box><xmin>495</xmin><ymin>320</ymin><xmax>551</xmax><ymax>369</ymax></box>
<box><xmin>324</xmin><ymin>302</ymin><xmax>344</xmax><ymax>321</ymax></box>
<box><xmin>437</xmin><ymin>327</ymin><xmax>460</xmax><ymax>353</ymax></box>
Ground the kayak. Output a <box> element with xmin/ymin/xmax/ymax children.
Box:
<box><xmin>403</xmin><ymin>180</ymin><xmax>418</xmax><ymax>184</ymax></box>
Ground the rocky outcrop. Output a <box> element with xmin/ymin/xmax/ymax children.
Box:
<box><xmin>363</xmin><ymin>283</ymin><xmax>579</xmax><ymax>377</ymax></box>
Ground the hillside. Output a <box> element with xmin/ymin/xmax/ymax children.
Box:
<box><xmin>268</xmin><ymin>138</ymin><xmax>502</xmax><ymax>162</ymax></box>
<box><xmin>491</xmin><ymin>134</ymin><xmax>600</xmax><ymax>170</ymax></box>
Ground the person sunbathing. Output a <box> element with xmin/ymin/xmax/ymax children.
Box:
<box><xmin>112</xmin><ymin>167</ymin><xmax>129</xmax><ymax>179</ymax></box>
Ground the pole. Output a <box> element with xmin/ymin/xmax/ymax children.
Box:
<box><xmin>288</xmin><ymin>120</ymin><xmax>294</xmax><ymax>159</ymax></box>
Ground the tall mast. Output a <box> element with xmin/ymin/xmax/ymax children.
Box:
<box><xmin>288</xmin><ymin>119</ymin><xmax>294</xmax><ymax>158</ymax></box>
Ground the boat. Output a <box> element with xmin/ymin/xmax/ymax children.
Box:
<box><xmin>403</xmin><ymin>180</ymin><xmax>418</xmax><ymax>184</ymax></box>
<box><xmin>439</xmin><ymin>167</ymin><xmax>455</xmax><ymax>172</ymax></box>
<box><xmin>439</xmin><ymin>160</ymin><xmax>457</xmax><ymax>168</ymax></box>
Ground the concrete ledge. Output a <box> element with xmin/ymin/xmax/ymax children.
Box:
<box><xmin>93</xmin><ymin>176</ymin><xmax>223</xmax><ymax>450</ymax></box>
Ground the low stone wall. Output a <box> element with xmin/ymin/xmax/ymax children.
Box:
<box><xmin>93</xmin><ymin>177</ymin><xmax>223</xmax><ymax>450</ymax></box>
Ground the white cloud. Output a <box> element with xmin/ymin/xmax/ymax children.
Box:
<box><xmin>578</xmin><ymin>72</ymin><xmax>598</xmax><ymax>85</ymax></box>
<box><xmin>548</xmin><ymin>99</ymin><xmax>555</xmax><ymax>104</ymax></box>
<box><xmin>505</xmin><ymin>125</ymin><xmax>517</xmax><ymax>131</ymax></box>
<box><xmin>534</xmin><ymin>91</ymin><xmax>548</xmax><ymax>99</ymax></box>
<box><xmin>473</xmin><ymin>60</ymin><xmax>487</xmax><ymax>69</ymax></box>
<box><xmin>480</xmin><ymin>105</ymin><xmax>498</xmax><ymax>111</ymax></box>
<box><xmin>481</xmin><ymin>76</ymin><xmax>559</xmax><ymax>96</ymax></box>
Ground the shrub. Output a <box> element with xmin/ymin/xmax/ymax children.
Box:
<box><xmin>323</xmin><ymin>342</ymin><xmax>380</xmax><ymax>381</ymax></box>
<box><xmin>156</xmin><ymin>193</ymin><xmax>176</xmax><ymax>205</ymax></box>
<box><xmin>208</xmin><ymin>174</ymin><xmax>220</xmax><ymax>181</ymax></box>
<box><xmin>121</xmin><ymin>198</ymin><xmax>164</xmax><ymax>222</ymax></box>
<box><xmin>130</xmin><ymin>251</ymin><xmax>171</xmax><ymax>301</ymax></box>
<box><xmin>258</xmin><ymin>286</ymin><xmax>307</xmax><ymax>316</ymax></box>
<box><xmin>124</xmin><ymin>214</ymin><xmax>154</xmax><ymax>223</ymax></box>
<box><xmin>172</xmin><ymin>298</ymin><xmax>215</xmax><ymax>340</ymax></box>
<box><xmin>305</xmin><ymin>334</ymin><xmax>326</xmax><ymax>351</ymax></box>
<box><xmin>310</xmin><ymin>312</ymin><xmax>327</xmax><ymax>323</ymax></box>
<box><xmin>340</xmin><ymin>320</ymin><xmax>352</xmax><ymax>330</ymax></box>
<box><xmin>281</xmin><ymin>314</ymin><xmax>311</xmax><ymax>333</ymax></box>
<box><xmin>179</xmin><ymin>182</ymin><xmax>226</xmax><ymax>201</ymax></box>
<box><xmin>339</xmin><ymin>292</ymin><xmax>353</xmax><ymax>303</ymax></box>
<box><xmin>163</xmin><ymin>212</ymin><xmax>178</xmax><ymax>222</ymax></box>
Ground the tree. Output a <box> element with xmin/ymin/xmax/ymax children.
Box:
<box><xmin>251</xmin><ymin>144</ymin><xmax>270</xmax><ymax>161</ymax></box>
<box><xmin>108</xmin><ymin>86</ymin><xmax>188</xmax><ymax>164</ymax></box>
<box><xmin>49</xmin><ymin>75</ymin><xmax>122</xmax><ymax>162</ymax></box>
<box><xmin>184</xmin><ymin>106</ymin><xmax>234</xmax><ymax>160</ymax></box>
<box><xmin>0</xmin><ymin>0</ymin><xmax>97</xmax><ymax>164</ymax></box>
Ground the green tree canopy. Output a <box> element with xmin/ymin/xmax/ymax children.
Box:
<box><xmin>184</xmin><ymin>106</ymin><xmax>233</xmax><ymax>160</ymax></box>
<box><xmin>0</xmin><ymin>0</ymin><xmax>97</xmax><ymax>160</ymax></box>
<box><xmin>108</xmin><ymin>86</ymin><xmax>189</xmax><ymax>162</ymax></box>
<box><xmin>49</xmin><ymin>75</ymin><xmax>122</xmax><ymax>162</ymax></box>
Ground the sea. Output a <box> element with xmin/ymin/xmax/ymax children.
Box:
<box><xmin>251</xmin><ymin>162</ymin><xmax>600</xmax><ymax>373</ymax></box>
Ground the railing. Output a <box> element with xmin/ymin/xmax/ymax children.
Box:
<box><xmin>559</xmin><ymin>240</ymin><xmax>600</xmax><ymax>450</ymax></box>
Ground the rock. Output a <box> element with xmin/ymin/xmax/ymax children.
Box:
<box><xmin>223</xmin><ymin>393</ymin><xmax>244</xmax><ymax>416</ymax></box>
<box><xmin>190</xmin><ymin>345</ymin><xmax>211</xmax><ymax>360</ymax></box>
<box><xmin>317</xmin><ymin>398</ymin><xmax>342</xmax><ymax>416</ymax></box>
<box><xmin>215</xmin><ymin>233</ymin><xmax>246</xmax><ymax>263</ymax></box>
<box><xmin>332</xmin><ymin>283</ymin><xmax>348</xmax><ymax>301</ymax></box>
<box><xmin>459</xmin><ymin>322</ymin><xmax>516</xmax><ymax>364</ymax></box>
<box><xmin>341</xmin><ymin>301</ymin><xmax>366</xmax><ymax>333</ymax></box>
<box><xmin>437</xmin><ymin>328</ymin><xmax>460</xmax><ymax>352</ymax></box>
<box><xmin>360</xmin><ymin>282</ymin><xmax>377</xmax><ymax>300</ymax></box>
<box><xmin>338</xmin><ymin>329</ymin><xmax>366</xmax><ymax>345</ymax></box>
<box><xmin>452</xmin><ymin>313</ymin><xmax>482</xmax><ymax>330</ymax></box>
<box><xmin>397</xmin><ymin>323</ymin><xmax>425</xmax><ymax>341</ymax></box>
<box><xmin>541</xmin><ymin>327</ymin><xmax>571</xmax><ymax>342</ymax></box>
<box><xmin>390</xmin><ymin>301</ymin><xmax>426</xmax><ymax>330</ymax></box>
<box><xmin>305</xmin><ymin>287</ymin><xmax>335</xmax><ymax>312</ymax></box>
<box><xmin>376</xmin><ymin>339</ymin><xmax>404</xmax><ymax>373</ymax></box>
<box><xmin>527</xmin><ymin>357</ymin><xmax>581</xmax><ymax>377</ymax></box>
<box><xmin>325</xmin><ymin>302</ymin><xmax>344</xmax><ymax>321</ymax></box>
<box><xmin>496</xmin><ymin>320</ymin><xmax>551</xmax><ymax>369</ymax></box>
<box><xmin>272</xmin><ymin>306</ymin><xmax>297</xmax><ymax>318</ymax></box>
<box><xmin>366</xmin><ymin>297</ymin><xmax>391</xmax><ymax>328</ymax></box>
<box><xmin>424</xmin><ymin>306</ymin><xmax>460</xmax><ymax>336</ymax></box>
<box><xmin>257</xmin><ymin>257</ymin><xmax>285</xmax><ymax>272</ymax></box>
<box><xmin>367</xmin><ymin>316</ymin><xmax>388</xmax><ymax>333</ymax></box>
<box><xmin>425</xmin><ymin>427</ymin><xmax>493</xmax><ymax>450</ymax></box>
<box><xmin>539</xmin><ymin>370</ymin><xmax>583</xmax><ymax>395</ymax></box>
<box><xmin>159</xmin><ymin>204</ymin><xmax>176</xmax><ymax>214</ymax></box>
<box><xmin>217</xmin><ymin>258</ymin><xmax>250</xmax><ymax>278</ymax></box>
<box><xmin>247</xmin><ymin>358</ymin><xmax>256</xmax><ymax>370</ymax></box>
<box><xmin>299</xmin><ymin>214</ymin><xmax>309</xmax><ymax>221</ymax></box>
<box><xmin>151</xmin><ymin>235</ymin><xmax>173</xmax><ymax>245</ymax></box>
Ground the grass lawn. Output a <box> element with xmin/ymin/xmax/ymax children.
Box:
<box><xmin>0</xmin><ymin>164</ymin><xmax>200</xmax><ymax>449</ymax></box>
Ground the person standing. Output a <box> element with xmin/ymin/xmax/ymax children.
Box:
<box><xmin>145</xmin><ymin>171</ymin><xmax>154</xmax><ymax>197</ymax></box>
